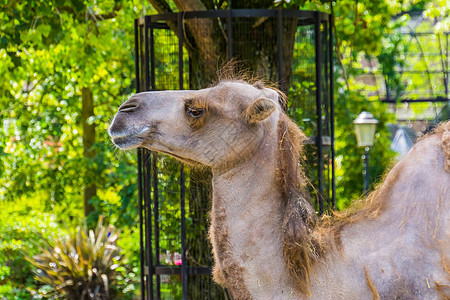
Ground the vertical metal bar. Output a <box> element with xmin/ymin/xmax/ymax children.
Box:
<box><xmin>180</xmin><ymin>165</ymin><xmax>187</xmax><ymax>300</ymax></box>
<box><xmin>277</xmin><ymin>9</ymin><xmax>284</xmax><ymax>90</ymax></box>
<box><xmin>134</xmin><ymin>19</ymin><xmax>141</xmax><ymax>94</ymax></box>
<box><xmin>177</xmin><ymin>13</ymin><xmax>188</xmax><ymax>300</ymax></box>
<box><xmin>144</xmin><ymin>16</ymin><xmax>150</xmax><ymax>91</ymax></box>
<box><xmin>150</xmin><ymin>27</ymin><xmax>156</xmax><ymax>91</ymax></box>
<box><xmin>143</xmin><ymin>18</ymin><xmax>154</xmax><ymax>300</ymax></box>
<box><xmin>329</xmin><ymin>13</ymin><xmax>336</xmax><ymax>209</ymax></box>
<box><xmin>178</xmin><ymin>13</ymin><xmax>184</xmax><ymax>90</ymax></box>
<box><xmin>144</xmin><ymin>150</ymin><xmax>153</xmax><ymax>300</ymax></box>
<box><xmin>137</xmin><ymin>148</ymin><xmax>145</xmax><ymax>300</ymax></box>
<box><xmin>152</xmin><ymin>153</ymin><xmax>160</xmax><ymax>300</ymax></box>
<box><xmin>135</xmin><ymin>19</ymin><xmax>147</xmax><ymax>300</ymax></box>
<box><xmin>323</xmin><ymin>21</ymin><xmax>330</xmax><ymax>135</ymax></box>
<box><xmin>322</xmin><ymin>21</ymin><xmax>330</xmax><ymax>208</ymax></box>
<box><xmin>139</xmin><ymin>22</ymin><xmax>145</xmax><ymax>94</ymax></box>
<box><xmin>227</xmin><ymin>9</ymin><xmax>233</xmax><ymax>60</ymax></box>
<box><xmin>315</xmin><ymin>12</ymin><xmax>324</xmax><ymax>215</ymax></box>
<box><xmin>148</xmin><ymin>18</ymin><xmax>159</xmax><ymax>289</ymax></box>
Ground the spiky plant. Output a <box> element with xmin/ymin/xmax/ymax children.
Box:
<box><xmin>27</xmin><ymin>216</ymin><xmax>124</xmax><ymax>299</ymax></box>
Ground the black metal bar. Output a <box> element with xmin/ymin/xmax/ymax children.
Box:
<box><xmin>143</xmin><ymin>150</ymin><xmax>153</xmax><ymax>299</ymax></box>
<box><xmin>146</xmin><ymin>9</ymin><xmax>328</xmax><ymax>23</ymax></box>
<box><xmin>178</xmin><ymin>13</ymin><xmax>184</xmax><ymax>90</ymax></box>
<box><xmin>139</xmin><ymin>24</ymin><xmax>145</xmax><ymax>94</ymax></box>
<box><xmin>150</xmin><ymin>27</ymin><xmax>156</xmax><ymax>91</ymax></box>
<box><xmin>152</xmin><ymin>152</ymin><xmax>160</xmax><ymax>300</ymax></box>
<box><xmin>137</xmin><ymin>149</ymin><xmax>145</xmax><ymax>300</ymax></box>
<box><xmin>177</xmin><ymin>13</ymin><xmax>188</xmax><ymax>300</ymax></box>
<box><xmin>180</xmin><ymin>165</ymin><xmax>187</xmax><ymax>300</ymax></box>
<box><xmin>147</xmin><ymin>22</ymin><xmax>170</xmax><ymax>30</ymax></box>
<box><xmin>134</xmin><ymin>19</ymin><xmax>141</xmax><ymax>93</ymax></box>
<box><xmin>144</xmin><ymin>19</ymin><xmax>150</xmax><ymax>92</ymax></box>
<box><xmin>143</xmin><ymin>18</ymin><xmax>154</xmax><ymax>300</ymax></box>
<box><xmin>135</xmin><ymin>20</ymin><xmax>145</xmax><ymax>300</ymax></box>
<box><xmin>154</xmin><ymin>266</ymin><xmax>212</xmax><ymax>275</ymax></box>
<box><xmin>329</xmin><ymin>13</ymin><xmax>336</xmax><ymax>209</ymax></box>
<box><xmin>315</xmin><ymin>12</ymin><xmax>324</xmax><ymax>215</ymax></box>
<box><xmin>322</xmin><ymin>21</ymin><xmax>330</xmax><ymax>208</ymax></box>
<box><xmin>226</xmin><ymin>9</ymin><xmax>233</xmax><ymax>60</ymax></box>
<box><xmin>277</xmin><ymin>9</ymin><xmax>284</xmax><ymax>90</ymax></box>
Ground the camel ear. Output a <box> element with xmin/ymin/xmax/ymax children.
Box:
<box><xmin>244</xmin><ymin>97</ymin><xmax>276</xmax><ymax>124</ymax></box>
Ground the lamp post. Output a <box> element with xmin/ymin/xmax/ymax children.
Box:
<box><xmin>353</xmin><ymin>112</ymin><xmax>378</xmax><ymax>193</ymax></box>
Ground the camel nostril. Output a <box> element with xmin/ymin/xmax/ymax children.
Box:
<box><xmin>119</xmin><ymin>101</ymin><xmax>139</xmax><ymax>112</ymax></box>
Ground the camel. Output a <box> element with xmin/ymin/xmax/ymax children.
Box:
<box><xmin>109</xmin><ymin>79</ymin><xmax>450</xmax><ymax>299</ymax></box>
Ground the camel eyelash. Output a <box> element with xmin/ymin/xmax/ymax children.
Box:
<box><xmin>184</xmin><ymin>98</ymin><xmax>208</xmax><ymax>118</ymax></box>
<box><xmin>186</xmin><ymin>106</ymin><xmax>205</xmax><ymax>118</ymax></box>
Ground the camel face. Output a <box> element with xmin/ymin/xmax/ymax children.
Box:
<box><xmin>109</xmin><ymin>81</ymin><xmax>281</xmax><ymax>168</ymax></box>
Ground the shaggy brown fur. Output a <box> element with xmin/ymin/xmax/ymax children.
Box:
<box><xmin>214</xmin><ymin>60</ymin><xmax>288</xmax><ymax>110</ymax></box>
<box><xmin>435</xmin><ymin>255</ymin><xmax>450</xmax><ymax>299</ymax></box>
<box><xmin>209</xmin><ymin>200</ymin><xmax>253</xmax><ymax>300</ymax></box>
<box><xmin>364</xmin><ymin>267</ymin><xmax>380</xmax><ymax>300</ymax></box>
<box><xmin>323</xmin><ymin>166</ymin><xmax>400</xmax><ymax>248</ymax></box>
<box><xmin>276</xmin><ymin>114</ymin><xmax>323</xmax><ymax>295</ymax></box>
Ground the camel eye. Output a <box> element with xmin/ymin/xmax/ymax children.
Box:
<box><xmin>186</xmin><ymin>107</ymin><xmax>205</xmax><ymax>118</ymax></box>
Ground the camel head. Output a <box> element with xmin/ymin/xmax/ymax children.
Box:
<box><xmin>110</xmin><ymin>80</ymin><xmax>319</xmax><ymax>297</ymax></box>
<box><xmin>109</xmin><ymin>81</ymin><xmax>283</xmax><ymax>169</ymax></box>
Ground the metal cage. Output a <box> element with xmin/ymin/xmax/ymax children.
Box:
<box><xmin>134</xmin><ymin>9</ymin><xmax>334</xmax><ymax>299</ymax></box>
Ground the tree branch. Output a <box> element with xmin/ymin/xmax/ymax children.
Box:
<box><xmin>148</xmin><ymin>0</ymin><xmax>220</xmax><ymax>77</ymax></box>
<box><xmin>173</xmin><ymin>0</ymin><xmax>207</xmax><ymax>11</ymax></box>
<box><xmin>148</xmin><ymin>0</ymin><xmax>173</xmax><ymax>14</ymax></box>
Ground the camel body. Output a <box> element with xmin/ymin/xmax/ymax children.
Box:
<box><xmin>109</xmin><ymin>80</ymin><xmax>450</xmax><ymax>299</ymax></box>
<box><xmin>310</xmin><ymin>130</ymin><xmax>450</xmax><ymax>299</ymax></box>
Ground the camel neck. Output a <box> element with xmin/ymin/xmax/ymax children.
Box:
<box><xmin>210</xmin><ymin>138</ymin><xmax>296</xmax><ymax>299</ymax></box>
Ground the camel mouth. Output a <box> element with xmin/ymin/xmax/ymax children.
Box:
<box><xmin>112</xmin><ymin>135</ymin><xmax>142</xmax><ymax>150</ymax></box>
<box><xmin>109</xmin><ymin>125</ymin><xmax>151</xmax><ymax>150</ymax></box>
<box><xmin>112</xmin><ymin>135</ymin><xmax>201</xmax><ymax>166</ymax></box>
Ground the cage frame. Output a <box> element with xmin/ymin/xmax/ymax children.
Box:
<box><xmin>134</xmin><ymin>9</ymin><xmax>334</xmax><ymax>299</ymax></box>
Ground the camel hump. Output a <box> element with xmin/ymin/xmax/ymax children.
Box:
<box><xmin>440</xmin><ymin>121</ymin><xmax>450</xmax><ymax>172</ymax></box>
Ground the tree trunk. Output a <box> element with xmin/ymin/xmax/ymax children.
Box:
<box><xmin>82</xmin><ymin>87</ymin><xmax>96</xmax><ymax>218</ymax></box>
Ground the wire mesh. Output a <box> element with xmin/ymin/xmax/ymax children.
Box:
<box><xmin>356</xmin><ymin>32</ymin><xmax>449</xmax><ymax>103</ymax></box>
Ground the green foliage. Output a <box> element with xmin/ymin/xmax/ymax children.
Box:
<box><xmin>27</xmin><ymin>216</ymin><xmax>133</xmax><ymax>299</ymax></box>
<box><xmin>377</xmin><ymin>16</ymin><xmax>411</xmax><ymax>103</ymax></box>
<box><xmin>0</xmin><ymin>0</ymin><xmax>151</xmax><ymax>298</ymax></box>
<box><xmin>0</xmin><ymin>194</ymin><xmax>63</xmax><ymax>299</ymax></box>
<box><xmin>0</xmin><ymin>223</ymin><xmax>54</xmax><ymax>299</ymax></box>
<box><xmin>0</xmin><ymin>0</ymin><xmax>151</xmax><ymax>220</ymax></box>
<box><xmin>424</xmin><ymin>0</ymin><xmax>450</xmax><ymax>32</ymax></box>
